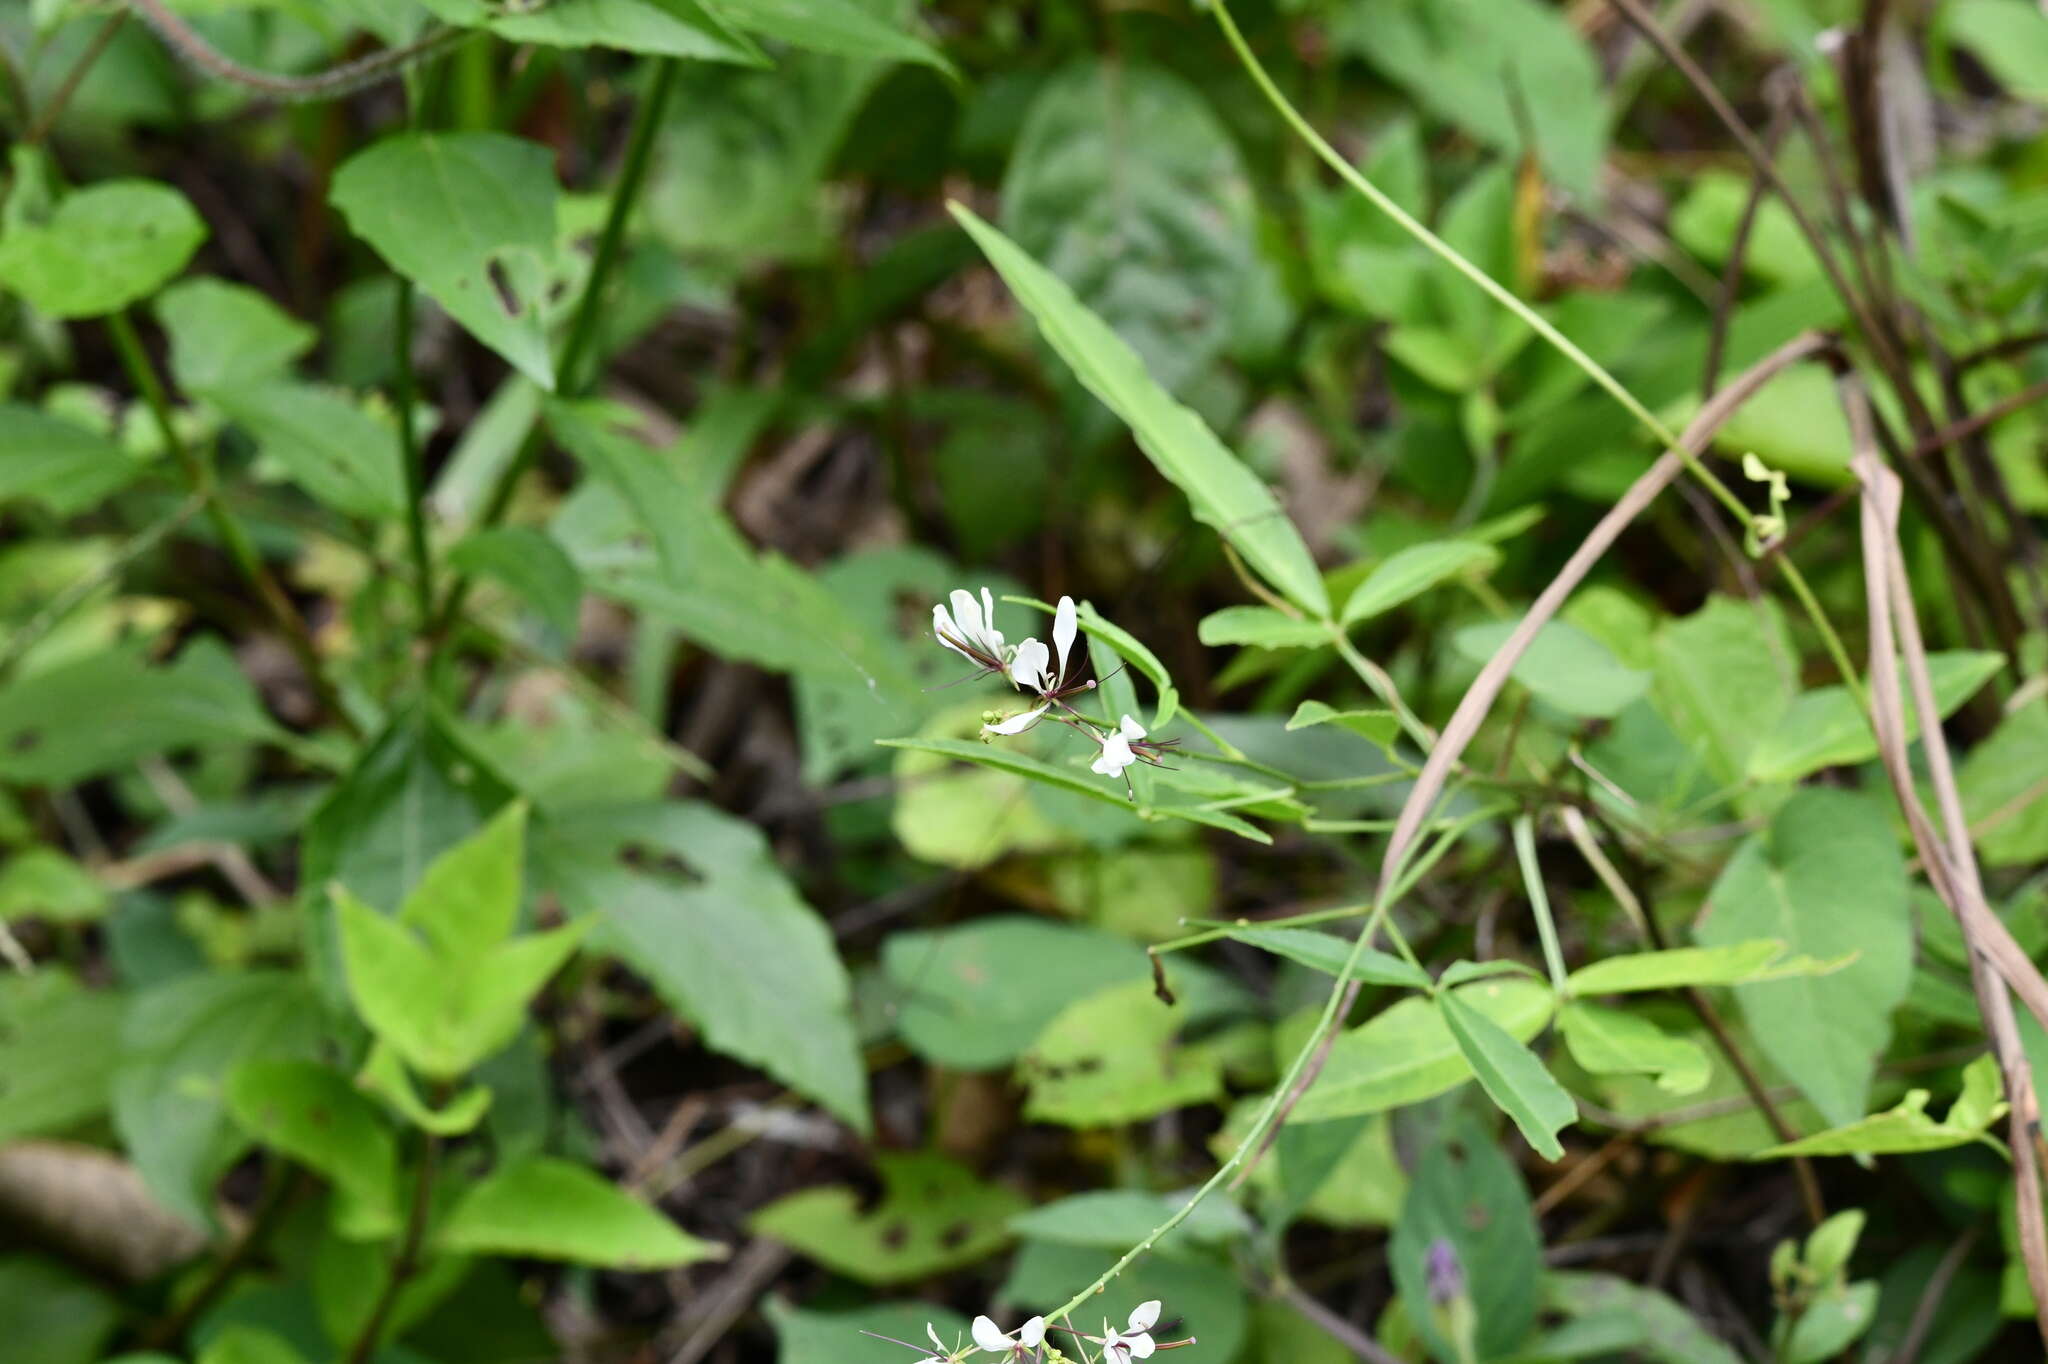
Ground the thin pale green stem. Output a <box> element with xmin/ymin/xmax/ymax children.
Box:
<box><xmin>1330</xmin><ymin>629</ymin><xmax>1434</xmax><ymax>750</ymax></box>
<box><xmin>1779</xmin><ymin>554</ymin><xmax>1867</xmax><ymax>708</ymax></box>
<box><xmin>1513</xmin><ymin>813</ymin><xmax>1570</xmax><ymax>993</ymax></box>
<box><xmin>394</xmin><ymin>281</ymin><xmax>435</xmax><ymax>622</ymax></box>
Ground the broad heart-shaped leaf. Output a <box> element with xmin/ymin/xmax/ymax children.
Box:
<box><xmin>0</xmin><ymin>180</ymin><xmax>205</xmax><ymax>318</ymax></box>
<box><xmin>0</xmin><ymin>971</ymin><xmax>126</xmax><ymax>1143</ymax></box>
<box><xmin>1454</xmin><ymin>618</ymin><xmax>1650</xmax><ymax>718</ymax></box>
<box><xmin>334</xmin><ymin>885</ymin><xmax>585</xmax><ymax>1081</ymax></box>
<box><xmin>446</xmin><ymin>527</ymin><xmax>584</xmax><ymax>640</ymax></box>
<box><xmin>1696</xmin><ymin>788</ymin><xmax>1911</xmax><ymax>1127</ymax></box>
<box><xmin>1020</xmin><ymin>979</ymin><xmax>1226</xmax><ymax>1127</ymax></box>
<box><xmin>330</xmin><ymin>133</ymin><xmax>560</xmax><ymax>389</ymax></box>
<box><xmin>1389</xmin><ymin>1118</ymin><xmax>1542</xmax><ymax>1363</ymax></box>
<box><xmin>1290</xmin><ymin>978</ymin><xmax>1556</xmax><ymax>1123</ymax></box>
<box><xmin>533</xmin><ymin>801</ymin><xmax>870</xmax><ymax>1132</ymax></box>
<box><xmin>879</xmin><ymin>916</ymin><xmax>1151</xmax><ymax>1070</ymax></box>
<box><xmin>420</xmin><ymin>0</ymin><xmax>765</xmax><ymax>62</ymax></box>
<box><xmin>0</xmin><ymin>404</ymin><xmax>150</xmax><ymax>514</ymax></box>
<box><xmin>1559</xmin><ymin>1001</ymin><xmax>1711</xmax><ymax>1096</ymax></box>
<box><xmin>768</xmin><ymin>1301</ymin><xmax>977</xmax><ymax>1364</ymax></box>
<box><xmin>1219</xmin><ymin>926</ymin><xmax>1432</xmax><ymax>990</ymax></box>
<box><xmin>1651</xmin><ymin>594</ymin><xmax>1797</xmax><ymax>790</ymax></box>
<box><xmin>1342</xmin><ymin>539</ymin><xmax>1501</xmax><ymax>624</ymax></box>
<box><xmin>154</xmin><ymin>278</ymin><xmax>315</xmax><ymax>393</ymax></box>
<box><xmin>207</xmin><ymin>382</ymin><xmax>406</xmax><ymax>520</ymax></box>
<box><xmin>113</xmin><ymin>970</ymin><xmax>327</xmax><ymax>1230</ymax></box>
<box><xmin>1198</xmin><ymin>606</ymin><xmax>1331</xmax><ymax>650</ymax></box>
<box><xmin>1755</xmin><ymin>1053</ymin><xmax>2007</xmax><ymax>1159</ymax></box>
<box><xmin>438</xmin><ymin>1156</ymin><xmax>723</xmax><ymax>1268</ymax></box>
<box><xmin>752</xmin><ymin>1153</ymin><xmax>1024</xmax><ymax>1285</ymax></box>
<box><xmin>223</xmin><ymin>1060</ymin><xmax>400</xmax><ymax>1239</ymax></box>
<box><xmin>1565</xmin><ymin>939</ymin><xmax>1849</xmax><ymax>995</ymax></box>
<box><xmin>1002</xmin><ymin>59</ymin><xmax>1254</xmax><ymax>397</ymax></box>
<box><xmin>399</xmin><ymin>800</ymin><xmax>527</xmax><ymax>958</ymax></box>
<box><xmin>0</xmin><ymin>639</ymin><xmax>286</xmax><ymax>787</ymax></box>
<box><xmin>1440</xmin><ymin>991</ymin><xmax>1576</xmax><ymax>1160</ymax></box>
<box><xmin>1746</xmin><ymin>650</ymin><xmax>2004</xmax><ymax>783</ymax></box>
<box><xmin>951</xmin><ymin>205</ymin><xmax>1328</xmax><ymax>619</ymax></box>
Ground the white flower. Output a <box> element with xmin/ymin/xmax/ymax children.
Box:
<box><xmin>1007</xmin><ymin>596</ymin><xmax>1080</xmax><ymax>695</ymax></box>
<box><xmin>920</xmin><ymin>1322</ymin><xmax>952</xmax><ymax>1363</ymax></box>
<box><xmin>982</xmin><ymin>703</ymin><xmax>1049</xmax><ymax>737</ymax></box>
<box><xmin>934</xmin><ymin>587</ymin><xmax>1009</xmax><ymax>670</ymax></box>
<box><xmin>971</xmin><ymin>1314</ymin><xmax>1045</xmax><ymax>1358</ymax></box>
<box><xmin>1090</xmin><ymin>714</ymin><xmax>1147</xmax><ymax>779</ymax></box>
<box><xmin>1100</xmin><ymin>1301</ymin><xmax>1161</xmax><ymax>1361</ymax></box>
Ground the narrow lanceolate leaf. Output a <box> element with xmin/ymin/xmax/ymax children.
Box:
<box><xmin>1565</xmin><ymin>939</ymin><xmax>1850</xmax><ymax>996</ymax></box>
<box><xmin>330</xmin><ymin>133</ymin><xmax>561</xmax><ymax>389</ymax></box>
<box><xmin>1221</xmin><ymin>926</ymin><xmax>1432</xmax><ymax>990</ymax></box>
<box><xmin>1341</xmin><ymin>539</ymin><xmax>1500</xmax><ymax>624</ymax></box>
<box><xmin>1440</xmin><ymin>991</ymin><xmax>1575</xmax><ymax>1160</ymax></box>
<box><xmin>1197</xmin><ymin>606</ymin><xmax>1331</xmax><ymax>650</ymax></box>
<box><xmin>950</xmin><ymin>204</ymin><xmax>1330</xmax><ymax>619</ymax></box>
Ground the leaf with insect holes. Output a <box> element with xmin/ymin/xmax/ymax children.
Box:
<box><xmin>750</xmin><ymin>1153</ymin><xmax>1024</xmax><ymax>1285</ymax></box>
<box><xmin>330</xmin><ymin>133</ymin><xmax>561</xmax><ymax>389</ymax></box>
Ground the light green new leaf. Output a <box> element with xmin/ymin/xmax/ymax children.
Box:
<box><xmin>1559</xmin><ymin>1002</ymin><xmax>1711</xmax><ymax>1095</ymax></box>
<box><xmin>1441</xmin><ymin>991</ymin><xmax>1575</xmax><ymax>1159</ymax></box>
<box><xmin>1454</xmin><ymin>618</ymin><xmax>1649</xmax><ymax>718</ymax></box>
<box><xmin>438</xmin><ymin>1156</ymin><xmax>724</xmax><ymax>1268</ymax></box>
<box><xmin>447</xmin><ymin>527</ymin><xmax>584</xmax><ymax>639</ymax></box>
<box><xmin>950</xmin><ymin>204</ymin><xmax>1328</xmax><ymax>618</ymax></box>
<box><xmin>1756</xmin><ymin>1053</ymin><xmax>2007</xmax><ymax>1158</ymax></box>
<box><xmin>224</xmin><ymin>1060</ymin><xmax>400</xmax><ymax>1238</ymax></box>
<box><xmin>1220</xmin><ymin>926</ymin><xmax>1432</xmax><ymax>990</ymax></box>
<box><xmin>1291</xmin><ymin>978</ymin><xmax>1555</xmax><ymax>1123</ymax></box>
<box><xmin>154</xmin><ymin>278</ymin><xmax>315</xmax><ymax>393</ymax></box>
<box><xmin>1342</xmin><ymin>539</ymin><xmax>1500</xmax><ymax>624</ymax></box>
<box><xmin>1566</xmin><ymin>939</ymin><xmax>1849</xmax><ymax>995</ymax></box>
<box><xmin>751</xmin><ymin>1153</ymin><xmax>1024</xmax><ymax>1284</ymax></box>
<box><xmin>1696</xmin><ymin>788</ymin><xmax>1911</xmax><ymax>1127</ymax></box>
<box><xmin>0</xmin><ymin>404</ymin><xmax>150</xmax><ymax>514</ymax></box>
<box><xmin>356</xmin><ymin>1042</ymin><xmax>493</xmax><ymax>1136</ymax></box>
<box><xmin>330</xmin><ymin>133</ymin><xmax>560</xmax><ymax>389</ymax></box>
<box><xmin>197</xmin><ymin>1326</ymin><xmax>309</xmax><ymax>1364</ymax></box>
<box><xmin>1198</xmin><ymin>606</ymin><xmax>1331</xmax><ymax>650</ymax></box>
<box><xmin>0</xmin><ymin>181</ymin><xmax>205</xmax><ymax>318</ymax></box>
<box><xmin>208</xmin><ymin>382</ymin><xmax>406</xmax><ymax>520</ymax></box>
<box><xmin>399</xmin><ymin>800</ymin><xmax>527</xmax><ymax>957</ymax></box>
<box><xmin>1746</xmin><ymin>651</ymin><xmax>2004</xmax><ymax>783</ymax></box>
<box><xmin>333</xmin><ymin>886</ymin><xmax>455</xmax><ymax>1075</ymax></box>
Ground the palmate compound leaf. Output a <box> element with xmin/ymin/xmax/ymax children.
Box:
<box><xmin>750</xmin><ymin>1153</ymin><xmax>1024</xmax><ymax>1285</ymax></box>
<box><xmin>437</xmin><ymin>1156</ymin><xmax>724</xmax><ymax>1268</ymax></box>
<box><xmin>950</xmin><ymin>204</ymin><xmax>1329</xmax><ymax>619</ymax></box>
<box><xmin>1696</xmin><ymin>788</ymin><xmax>1911</xmax><ymax>1128</ymax></box>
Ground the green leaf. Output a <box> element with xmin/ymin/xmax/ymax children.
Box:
<box><xmin>1006</xmin><ymin>1189</ymin><xmax>1249</xmax><ymax>1255</ymax></box>
<box><xmin>1755</xmin><ymin>1053</ymin><xmax>2007</xmax><ymax>1158</ymax></box>
<box><xmin>1453</xmin><ymin>618</ymin><xmax>1650</xmax><ymax>718</ymax></box>
<box><xmin>1777</xmin><ymin>1281</ymin><xmax>1879</xmax><ymax>1364</ymax></box>
<box><xmin>1959</xmin><ymin>702</ymin><xmax>2048</xmax><ymax>867</ymax></box>
<box><xmin>0</xmin><ymin>1256</ymin><xmax>120</xmax><ymax>1364</ymax></box>
<box><xmin>1341</xmin><ymin>539</ymin><xmax>1500</xmax><ymax>624</ymax></box>
<box><xmin>0</xmin><ymin>404</ymin><xmax>149</xmax><ymax>514</ymax></box>
<box><xmin>950</xmin><ymin>204</ymin><xmax>1328</xmax><ymax>619</ymax></box>
<box><xmin>1389</xmin><ymin>1119</ymin><xmax>1542</xmax><ymax>1361</ymax></box>
<box><xmin>1651</xmin><ymin>595</ymin><xmax>1797</xmax><ymax>787</ymax></box>
<box><xmin>768</xmin><ymin>1301</ymin><xmax>978</xmax><ymax>1364</ymax></box>
<box><xmin>0</xmin><ymin>971</ymin><xmax>126</xmax><ymax>1142</ymax></box>
<box><xmin>1543</xmin><ymin>1272</ymin><xmax>1746</xmax><ymax>1364</ymax></box>
<box><xmin>0</xmin><ymin>181</ymin><xmax>205</xmax><ymax>318</ymax></box>
<box><xmin>447</xmin><ymin>526</ymin><xmax>584</xmax><ymax>640</ymax></box>
<box><xmin>1002</xmin><ymin>59</ymin><xmax>1253</xmax><ymax>395</ymax></box>
<box><xmin>1671</xmin><ymin>172</ymin><xmax>1825</xmax><ymax>288</ymax></box>
<box><xmin>1219</xmin><ymin>926</ymin><xmax>1432</xmax><ymax>990</ymax></box>
<box><xmin>1021</xmin><ymin>979</ymin><xmax>1227</xmax><ymax>1127</ymax></box>
<box><xmin>1440</xmin><ymin>991</ymin><xmax>1576</xmax><ymax>1159</ymax></box>
<box><xmin>1198</xmin><ymin>606</ymin><xmax>1331</xmax><ymax>650</ymax></box>
<box><xmin>195</xmin><ymin>1327</ymin><xmax>307</xmax><ymax>1364</ymax></box>
<box><xmin>438</xmin><ymin>1156</ymin><xmax>724</xmax><ymax>1268</ymax></box>
<box><xmin>208</xmin><ymin>381</ymin><xmax>406</xmax><ymax>520</ymax></box>
<box><xmin>1945</xmin><ymin>0</ymin><xmax>2048</xmax><ymax>101</ymax></box>
<box><xmin>750</xmin><ymin>1153</ymin><xmax>1024</xmax><ymax>1284</ymax></box>
<box><xmin>1746</xmin><ymin>651</ymin><xmax>2004</xmax><ymax>783</ymax></box>
<box><xmin>1559</xmin><ymin>1001</ymin><xmax>1711</xmax><ymax>1096</ymax></box>
<box><xmin>154</xmin><ymin>278</ymin><xmax>315</xmax><ymax>393</ymax></box>
<box><xmin>0</xmin><ymin>640</ymin><xmax>286</xmax><ymax>787</ymax></box>
<box><xmin>1283</xmin><ymin>700</ymin><xmax>1402</xmax><ymax>752</ymax></box>
<box><xmin>399</xmin><ymin>800</ymin><xmax>528</xmax><ymax>957</ymax></box>
<box><xmin>0</xmin><ymin>846</ymin><xmax>109</xmax><ymax>924</ymax></box>
<box><xmin>1291</xmin><ymin>978</ymin><xmax>1556</xmax><ymax>1122</ymax></box>
<box><xmin>711</xmin><ymin>0</ymin><xmax>950</xmax><ymax>71</ymax></box>
<box><xmin>1696</xmin><ymin>788</ymin><xmax>1911</xmax><ymax>1127</ymax></box>
<box><xmin>421</xmin><ymin>0</ymin><xmax>765</xmax><ymax>62</ymax></box>
<box><xmin>535</xmin><ymin>801</ymin><xmax>870</xmax><ymax>1131</ymax></box>
<box><xmin>1565</xmin><ymin>939</ymin><xmax>1848</xmax><ymax>995</ymax></box>
<box><xmin>1003</xmin><ymin>1240</ymin><xmax>1252</xmax><ymax>1362</ymax></box>
<box><xmin>223</xmin><ymin>1060</ymin><xmax>400</xmax><ymax>1238</ymax></box>
<box><xmin>356</xmin><ymin>1041</ymin><xmax>493</xmax><ymax>1136</ymax></box>
<box><xmin>113</xmin><ymin>970</ymin><xmax>326</xmax><ymax>1229</ymax></box>
<box><xmin>330</xmin><ymin>133</ymin><xmax>561</xmax><ymax>389</ymax></box>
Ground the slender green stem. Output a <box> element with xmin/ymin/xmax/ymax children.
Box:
<box><xmin>106</xmin><ymin>311</ymin><xmax>359</xmax><ymax>737</ymax></box>
<box><xmin>345</xmin><ymin>1130</ymin><xmax>440</xmax><ymax>1364</ymax></box>
<box><xmin>1779</xmin><ymin>554</ymin><xmax>1867</xmax><ymax>708</ymax></box>
<box><xmin>1329</xmin><ymin>629</ymin><xmax>1433</xmax><ymax>750</ymax></box>
<box><xmin>430</xmin><ymin>57</ymin><xmax>680</xmax><ymax>640</ymax></box>
<box><xmin>394</xmin><ymin>281</ymin><xmax>436</xmax><ymax>622</ymax></box>
<box><xmin>1513</xmin><ymin>813</ymin><xmax>1570</xmax><ymax>993</ymax></box>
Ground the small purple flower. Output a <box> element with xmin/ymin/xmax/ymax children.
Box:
<box><xmin>1425</xmin><ymin>1238</ymin><xmax>1465</xmax><ymax>1306</ymax></box>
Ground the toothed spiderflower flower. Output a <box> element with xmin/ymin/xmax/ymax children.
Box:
<box><xmin>982</xmin><ymin>596</ymin><xmax>1098</xmax><ymax>737</ymax></box>
<box><xmin>971</xmin><ymin>1314</ymin><xmax>1045</xmax><ymax>1359</ymax></box>
<box><xmin>933</xmin><ymin>587</ymin><xmax>1012</xmax><ymax>678</ymax></box>
<box><xmin>1095</xmin><ymin>1300</ymin><xmax>1162</xmax><ymax>1361</ymax></box>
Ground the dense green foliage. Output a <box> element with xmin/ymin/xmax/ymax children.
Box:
<box><xmin>5</xmin><ymin>0</ymin><xmax>2048</xmax><ymax>1361</ymax></box>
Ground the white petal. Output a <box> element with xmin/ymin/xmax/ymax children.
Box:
<box><xmin>1127</xmin><ymin>1301</ymin><xmax>1161</xmax><ymax>1332</ymax></box>
<box><xmin>1052</xmin><ymin>596</ymin><xmax>1078</xmax><ymax>677</ymax></box>
<box><xmin>1125</xmin><ymin>1335</ymin><xmax>1156</xmax><ymax>1359</ymax></box>
<box><xmin>1009</xmin><ymin>638</ymin><xmax>1050</xmax><ymax>690</ymax></box>
<box><xmin>1018</xmin><ymin>1317</ymin><xmax>1045</xmax><ymax>1348</ymax></box>
<box><xmin>928</xmin><ymin>1323</ymin><xmax>949</xmax><ymax>1352</ymax></box>
<box><xmin>1092</xmin><ymin>733</ymin><xmax>1135</xmax><ymax>777</ymax></box>
<box><xmin>972</xmin><ymin>1316</ymin><xmax>1013</xmax><ymax>1352</ymax></box>
<box><xmin>983</xmin><ymin>703</ymin><xmax>1049</xmax><ymax>736</ymax></box>
<box><xmin>934</xmin><ymin>604</ymin><xmax>975</xmax><ymax>660</ymax></box>
<box><xmin>1118</xmin><ymin>714</ymin><xmax>1146</xmax><ymax>742</ymax></box>
<box><xmin>980</xmin><ymin>587</ymin><xmax>1002</xmax><ymax>643</ymax></box>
